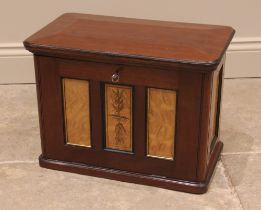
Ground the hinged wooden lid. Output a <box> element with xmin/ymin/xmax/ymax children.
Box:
<box><xmin>24</xmin><ymin>13</ymin><xmax>235</xmax><ymax>71</ymax></box>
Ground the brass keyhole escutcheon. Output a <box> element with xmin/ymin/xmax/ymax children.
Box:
<box><xmin>112</xmin><ymin>72</ymin><xmax>120</xmax><ymax>83</ymax></box>
<box><xmin>111</xmin><ymin>66</ymin><xmax>124</xmax><ymax>83</ymax></box>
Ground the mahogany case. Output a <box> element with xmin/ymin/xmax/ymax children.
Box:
<box><xmin>24</xmin><ymin>13</ymin><xmax>235</xmax><ymax>194</ymax></box>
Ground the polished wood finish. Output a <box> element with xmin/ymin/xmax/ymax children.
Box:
<box><xmin>39</xmin><ymin>141</ymin><xmax>223</xmax><ymax>194</ymax></box>
<box><xmin>33</xmin><ymin>57</ymin><xmax>200</xmax><ymax>180</ymax></box>
<box><xmin>63</xmin><ymin>78</ymin><xmax>91</xmax><ymax>147</ymax></box>
<box><xmin>24</xmin><ymin>13</ymin><xmax>234</xmax><ymax>194</ymax></box>
<box><xmin>209</xmin><ymin>69</ymin><xmax>220</xmax><ymax>147</ymax></box>
<box><xmin>105</xmin><ymin>84</ymin><xmax>132</xmax><ymax>152</ymax></box>
<box><xmin>24</xmin><ymin>13</ymin><xmax>234</xmax><ymax>72</ymax></box>
<box><xmin>147</xmin><ymin>88</ymin><xmax>176</xmax><ymax>159</ymax></box>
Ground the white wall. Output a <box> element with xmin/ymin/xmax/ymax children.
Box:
<box><xmin>0</xmin><ymin>0</ymin><xmax>260</xmax><ymax>83</ymax></box>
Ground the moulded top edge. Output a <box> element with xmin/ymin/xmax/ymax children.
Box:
<box><xmin>24</xmin><ymin>13</ymin><xmax>235</xmax><ymax>69</ymax></box>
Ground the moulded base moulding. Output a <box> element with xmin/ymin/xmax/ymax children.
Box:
<box><xmin>39</xmin><ymin>141</ymin><xmax>223</xmax><ymax>194</ymax></box>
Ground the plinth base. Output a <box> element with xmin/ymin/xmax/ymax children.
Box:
<box><xmin>39</xmin><ymin>141</ymin><xmax>223</xmax><ymax>194</ymax></box>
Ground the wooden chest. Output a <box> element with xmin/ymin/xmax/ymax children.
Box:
<box><xmin>24</xmin><ymin>13</ymin><xmax>235</xmax><ymax>194</ymax></box>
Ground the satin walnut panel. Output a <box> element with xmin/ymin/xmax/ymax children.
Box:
<box><xmin>62</xmin><ymin>78</ymin><xmax>91</xmax><ymax>147</ymax></box>
<box><xmin>147</xmin><ymin>88</ymin><xmax>176</xmax><ymax>159</ymax></box>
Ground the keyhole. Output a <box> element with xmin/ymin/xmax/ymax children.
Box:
<box><xmin>112</xmin><ymin>73</ymin><xmax>120</xmax><ymax>83</ymax></box>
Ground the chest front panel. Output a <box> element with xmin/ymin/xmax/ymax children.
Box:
<box><xmin>37</xmin><ymin>56</ymin><xmax>202</xmax><ymax>181</ymax></box>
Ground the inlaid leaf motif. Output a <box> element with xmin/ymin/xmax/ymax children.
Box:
<box><xmin>111</xmin><ymin>88</ymin><xmax>128</xmax><ymax>145</ymax></box>
<box><xmin>112</xmin><ymin>89</ymin><xmax>125</xmax><ymax>115</ymax></box>
<box><xmin>105</xmin><ymin>84</ymin><xmax>132</xmax><ymax>151</ymax></box>
<box><xmin>114</xmin><ymin>122</ymin><xmax>126</xmax><ymax>144</ymax></box>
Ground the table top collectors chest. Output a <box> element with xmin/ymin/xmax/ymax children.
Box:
<box><xmin>24</xmin><ymin>13</ymin><xmax>235</xmax><ymax>194</ymax></box>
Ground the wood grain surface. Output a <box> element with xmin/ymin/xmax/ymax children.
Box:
<box><xmin>56</xmin><ymin>58</ymin><xmax>201</xmax><ymax>180</ymax></box>
<box><xmin>209</xmin><ymin>70</ymin><xmax>220</xmax><ymax>146</ymax></box>
<box><xmin>63</xmin><ymin>78</ymin><xmax>91</xmax><ymax>147</ymax></box>
<box><xmin>32</xmin><ymin>55</ymin><xmax>228</xmax><ymax>193</ymax></box>
<box><xmin>27</xmin><ymin>13</ymin><xmax>234</xmax><ymax>192</ymax></box>
<box><xmin>24</xmin><ymin>13</ymin><xmax>235</xmax><ymax>68</ymax></box>
<box><xmin>105</xmin><ymin>84</ymin><xmax>132</xmax><ymax>152</ymax></box>
<box><xmin>147</xmin><ymin>88</ymin><xmax>176</xmax><ymax>159</ymax></box>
